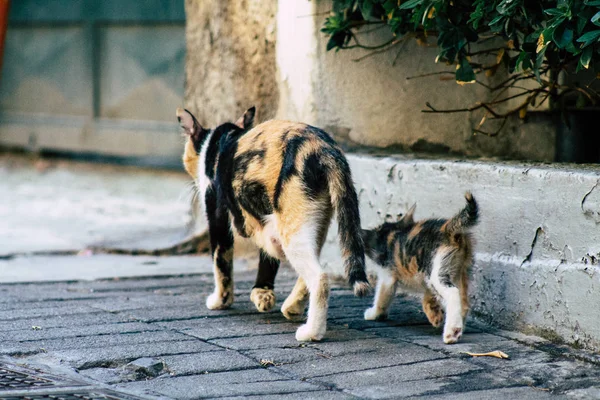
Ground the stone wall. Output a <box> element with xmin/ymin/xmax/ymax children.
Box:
<box><xmin>184</xmin><ymin>0</ymin><xmax>278</xmax><ymax>126</ymax></box>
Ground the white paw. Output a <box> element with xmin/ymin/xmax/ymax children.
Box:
<box><xmin>364</xmin><ymin>307</ymin><xmax>387</xmax><ymax>321</ymax></box>
<box><xmin>206</xmin><ymin>290</ymin><xmax>233</xmax><ymax>310</ymax></box>
<box><xmin>250</xmin><ymin>288</ymin><xmax>276</xmax><ymax>313</ymax></box>
<box><xmin>443</xmin><ymin>316</ymin><xmax>464</xmax><ymax>344</ymax></box>
<box><xmin>295</xmin><ymin>323</ymin><xmax>325</xmax><ymax>342</ymax></box>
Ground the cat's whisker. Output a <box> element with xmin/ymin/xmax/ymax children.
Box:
<box><xmin>176</xmin><ymin>181</ymin><xmax>199</xmax><ymax>203</ymax></box>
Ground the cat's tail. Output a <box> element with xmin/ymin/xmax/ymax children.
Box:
<box><xmin>327</xmin><ymin>160</ymin><xmax>371</xmax><ymax>297</ymax></box>
<box><xmin>443</xmin><ymin>192</ymin><xmax>479</xmax><ymax>235</ymax></box>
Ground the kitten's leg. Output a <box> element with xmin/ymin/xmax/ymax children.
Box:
<box><xmin>430</xmin><ymin>251</ymin><xmax>463</xmax><ymax>344</ymax></box>
<box><xmin>250</xmin><ymin>250</ymin><xmax>279</xmax><ymax>312</ymax></box>
<box><xmin>205</xmin><ymin>189</ymin><xmax>235</xmax><ymax>310</ymax></box>
<box><xmin>459</xmin><ymin>268</ymin><xmax>470</xmax><ymax>320</ymax></box>
<box><xmin>281</xmin><ymin>276</ymin><xmax>309</xmax><ymax>321</ymax></box>
<box><xmin>364</xmin><ymin>268</ymin><xmax>397</xmax><ymax>321</ymax></box>
<box><xmin>422</xmin><ymin>289</ymin><xmax>444</xmax><ymax>328</ymax></box>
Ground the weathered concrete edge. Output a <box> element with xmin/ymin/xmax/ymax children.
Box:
<box><xmin>318</xmin><ymin>154</ymin><xmax>600</xmax><ymax>351</ymax></box>
<box><xmin>0</xmin><ymin>255</ymin><xmax>215</xmax><ymax>283</ymax></box>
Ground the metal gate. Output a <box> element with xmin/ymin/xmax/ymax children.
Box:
<box><xmin>0</xmin><ymin>0</ymin><xmax>186</xmax><ymax>164</ymax></box>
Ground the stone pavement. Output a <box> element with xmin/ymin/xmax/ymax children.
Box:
<box><xmin>0</xmin><ymin>255</ymin><xmax>599</xmax><ymax>399</ymax></box>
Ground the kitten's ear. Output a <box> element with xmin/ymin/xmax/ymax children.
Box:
<box><xmin>234</xmin><ymin>106</ymin><xmax>256</xmax><ymax>130</ymax></box>
<box><xmin>403</xmin><ymin>204</ymin><xmax>416</xmax><ymax>224</ymax></box>
<box><xmin>177</xmin><ymin>108</ymin><xmax>203</xmax><ymax>137</ymax></box>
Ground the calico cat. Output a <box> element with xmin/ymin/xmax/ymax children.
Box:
<box><xmin>361</xmin><ymin>192</ymin><xmax>478</xmax><ymax>344</ymax></box>
<box><xmin>177</xmin><ymin>106</ymin><xmax>370</xmax><ymax>341</ymax></box>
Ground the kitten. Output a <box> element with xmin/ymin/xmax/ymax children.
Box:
<box><xmin>361</xmin><ymin>192</ymin><xmax>478</xmax><ymax>344</ymax></box>
<box><xmin>177</xmin><ymin>106</ymin><xmax>370</xmax><ymax>341</ymax></box>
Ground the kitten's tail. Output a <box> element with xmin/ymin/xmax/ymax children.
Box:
<box><xmin>443</xmin><ymin>192</ymin><xmax>479</xmax><ymax>235</ymax></box>
<box><xmin>328</xmin><ymin>161</ymin><xmax>371</xmax><ymax>297</ymax></box>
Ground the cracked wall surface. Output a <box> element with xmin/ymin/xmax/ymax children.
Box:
<box><xmin>319</xmin><ymin>155</ymin><xmax>600</xmax><ymax>351</ymax></box>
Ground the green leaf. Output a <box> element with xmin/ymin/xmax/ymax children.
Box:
<box><xmin>326</xmin><ymin>31</ymin><xmax>348</xmax><ymax>51</ymax></box>
<box><xmin>398</xmin><ymin>0</ymin><xmax>422</xmax><ymax>11</ymax></box>
<box><xmin>580</xmin><ymin>46</ymin><xmax>593</xmax><ymax>68</ymax></box>
<box><xmin>456</xmin><ymin>57</ymin><xmax>476</xmax><ymax>83</ymax></box>
<box><xmin>592</xmin><ymin>10</ymin><xmax>600</xmax><ymax>26</ymax></box>
<box><xmin>585</xmin><ymin>0</ymin><xmax>600</xmax><ymax>6</ymax></box>
<box><xmin>553</xmin><ymin>25</ymin><xmax>573</xmax><ymax>48</ymax></box>
<box><xmin>359</xmin><ymin>0</ymin><xmax>374</xmax><ymax>20</ymax></box>
<box><xmin>577</xmin><ymin>14</ymin><xmax>589</xmax><ymax>34</ymax></box>
<box><xmin>489</xmin><ymin>15</ymin><xmax>504</xmax><ymax>26</ymax></box>
<box><xmin>576</xmin><ymin>29</ymin><xmax>600</xmax><ymax>46</ymax></box>
<box><xmin>545</xmin><ymin>8</ymin><xmax>565</xmax><ymax>17</ymax></box>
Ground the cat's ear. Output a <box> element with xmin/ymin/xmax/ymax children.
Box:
<box><xmin>403</xmin><ymin>204</ymin><xmax>416</xmax><ymax>224</ymax></box>
<box><xmin>176</xmin><ymin>108</ymin><xmax>203</xmax><ymax>137</ymax></box>
<box><xmin>234</xmin><ymin>106</ymin><xmax>256</xmax><ymax>130</ymax></box>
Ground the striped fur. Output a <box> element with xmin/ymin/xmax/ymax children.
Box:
<box><xmin>177</xmin><ymin>107</ymin><xmax>370</xmax><ymax>341</ymax></box>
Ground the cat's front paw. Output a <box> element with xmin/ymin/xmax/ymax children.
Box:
<box><xmin>206</xmin><ymin>290</ymin><xmax>233</xmax><ymax>310</ymax></box>
<box><xmin>250</xmin><ymin>287</ymin><xmax>276</xmax><ymax>313</ymax></box>
<box><xmin>364</xmin><ymin>306</ymin><xmax>387</xmax><ymax>321</ymax></box>
<box><xmin>442</xmin><ymin>316</ymin><xmax>464</xmax><ymax>344</ymax></box>
<box><xmin>295</xmin><ymin>323</ymin><xmax>325</xmax><ymax>342</ymax></box>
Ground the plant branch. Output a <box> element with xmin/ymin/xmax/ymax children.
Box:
<box><xmin>406</xmin><ymin>71</ymin><xmax>455</xmax><ymax>80</ymax></box>
<box><xmin>352</xmin><ymin>39</ymin><xmax>403</xmax><ymax>62</ymax></box>
<box><xmin>473</xmin><ymin>117</ymin><xmax>508</xmax><ymax>137</ymax></box>
<box><xmin>344</xmin><ymin>31</ymin><xmax>396</xmax><ymax>50</ymax></box>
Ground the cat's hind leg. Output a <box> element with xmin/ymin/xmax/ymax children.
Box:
<box><xmin>430</xmin><ymin>250</ymin><xmax>464</xmax><ymax>344</ymax></box>
<box><xmin>422</xmin><ymin>289</ymin><xmax>444</xmax><ymax>328</ymax></box>
<box><xmin>364</xmin><ymin>268</ymin><xmax>397</xmax><ymax>321</ymax></box>
<box><xmin>281</xmin><ymin>276</ymin><xmax>309</xmax><ymax>321</ymax></box>
<box><xmin>205</xmin><ymin>188</ymin><xmax>235</xmax><ymax>310</ymax></box>
<box><xmin>283</xmin><ymin>229</ymin><xmax>330</xmax><ymax>342</ymax></box>
<box><xmin>281</xmin><ymin>206</ymin><xmax>331</xmax><ymax>322</ymax></box>
<box><xmin>250</xmin><ymin>250</ymin><xmax>279</xmax><ymax>312</ymax></box>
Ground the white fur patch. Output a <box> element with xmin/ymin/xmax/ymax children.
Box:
<box><xmin>196</xmin><ymin>131</ymin><xmax>213</xmax><ymax>218</ymax></box>
<box><xmin>253</xmin><ymin>214</ymin><xmax>285</xmax><ymax>260</ymax></box>
<box><xmin>430</xmin><ymin>249</ymin><xmax>464</xmax><ymax>344</ymax></box>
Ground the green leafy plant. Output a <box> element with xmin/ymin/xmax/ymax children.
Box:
<box><xmin>322</xmin><ymin>0</ymin><xmax>600</xmax><ymax>135</ymax></box>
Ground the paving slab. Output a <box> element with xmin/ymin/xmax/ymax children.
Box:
<box><xmin>0</xmin><ymin>331</ymin><xmax>194</xmax><ymax>356</ymax></box>
<box><xmin>220</xmin><ymin>391</ymin><xmax>356</xmax><ymax>400</ymax></box>
<box><xmin>0</xmin><ymin>257</ymin><xmax>597</xmax><ymax>399</ymax></box>
<box><xmin>275</xmin><ymin>344</ymin><xmax>446</xmax><ymax>379</ymax></box>
<box><xmin>119</xmin><ymin>369</ymin><xmax>321</xmax><ymax>399</ymax></box>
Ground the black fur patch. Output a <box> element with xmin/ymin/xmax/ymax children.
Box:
<box><xmin>254</xmin><ymin>250</ymin><xmax>280</xmax><ymax>290</ymax></box>
<box><xmin>213</xmin><ymin>123</ymin><xmax>248</xmax><ymax>237</ymax></box>
<box><xmin>234</xmin><ymin>149</ymin><xmax>266</xmax><ymax>174</ymax></box>
<box><xmin>273</xmin><ymin>135</ymin><xmax>307</xmax><ymax>210</ymax></box>
<box><xmin>205</xmin><ymin>123</ymin><xmax>237</xmax><ymax>179</ymax></box>
<box><xmin>204</xmin><ymin>185</ymin><xmax>234</xmax><ymax>285</ymax></box>
<box><xmin>238</xmin><ymin>181</ymin><xmax>273</xmax><ymax>222</ymax></box>
<box><xmin>302</xmin><ymin>153</ymin><xmax>329</xmax><ymax>200</ymax></box>
<box><xmin>307</xmin><ymin>125</ymin><xmax>337</xmax><ymax>147</ymax></box>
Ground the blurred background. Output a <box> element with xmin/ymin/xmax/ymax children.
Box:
<box><xmin>0</xmin><ymin>0</ymin><xmax>185</xmax><ymax>167</ymax></box>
